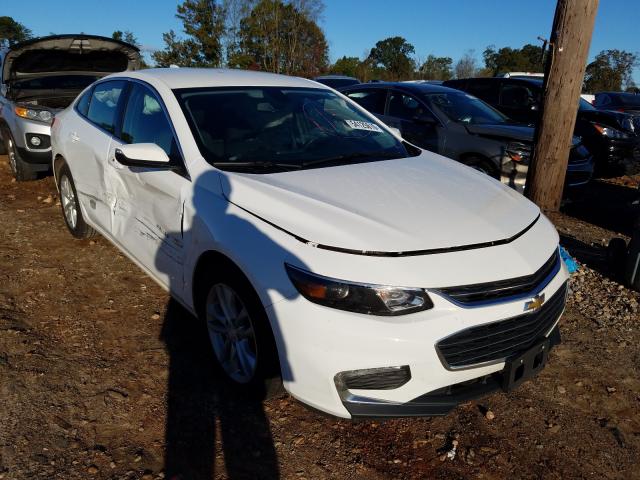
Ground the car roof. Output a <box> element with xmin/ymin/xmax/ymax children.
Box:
<box><xmin>314</xmin><ymin>75</ymin><xmax>358</xmax><ymax>80</ymax></box>
<box><xmin>111</xmin><ymin>68</ymin><xmax>329</xmax><ymax>90</ymax></box>
<box><xmin>340</xmin><ymin>81</ymin><xmax>461</xmax><ymax>95</ymax></box>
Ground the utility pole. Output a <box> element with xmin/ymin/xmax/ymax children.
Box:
<box><xmin>525</xmin><ymin>0</ymin><xmax>599</xmax><ymax>211</ymax></box>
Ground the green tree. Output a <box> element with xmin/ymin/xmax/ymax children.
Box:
<box><xmin>112</xmin><ymin>30</ymin><xmax>139</xmax><ymax>46</ymax></box>
<box><xmin>483</xmin><ymin>43</ymin><xmax>545</xmax><ymax>76</ymax></box>
<box><xmin>0</xmin><ymin>16</ymin><xmax>32</xmax><ymax>46</ymax></box>
<box><xmin>153</xmin><ymin>0</ymin><xmax>226</xmax><ymax>67</ymax></box>
<box><xmin>419</xmin><ymin>55</ymin><xmax>452</xmax><ymax>80</ymax></box>
<box><xmin>584</xmin><ymin>50</ymin><xmax>638</xmax><ymax>92</ymax></box>
<box><xmin>454</xmin><ymin>50</ymin><xmax>477</xmax><ymax>79</ymax></box>
<box><xmin>233</xmin><ymin>0</ymin><xmax>328</xmax><ymax>77</ymax></box>
<box><xmin>367</xmin><ymin>36</ymin><xmax>415</xmax><ymax>80</ymax></box>
<box><xmin>330</xmin><ymin>56</ymin><xmax>360</xmax><ymax>77</ymax></box>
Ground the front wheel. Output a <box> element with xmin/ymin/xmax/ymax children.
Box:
<box><xmin>57</xmin><ymin>164</ymin><xmax>96</xmax><ymax>239</ymax></box>
<box><xmin>202</xmin><ymin>272</ymin><xmax>282</xmax><ymax>399</ymax></box>
<box><xmin>5</xmin><ymin>134</ymin><xmax>37</xmax><ymax>181</ymax></box>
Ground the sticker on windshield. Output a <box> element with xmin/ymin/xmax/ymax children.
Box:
<box><xmin>345</xmin><ymin>119</ymin><xmax>383</xmax><ymax>132</ymax></box>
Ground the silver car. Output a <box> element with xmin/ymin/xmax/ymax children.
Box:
<box><xmin>0</xmin><ymin>34</ymin><xmax>140</xmax><ymax>180</ymax></box>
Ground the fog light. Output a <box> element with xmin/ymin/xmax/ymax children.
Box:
<box><xmin>30</xmin><ymin>136</ymin><xmax>42</xmax><ymax>147</ymax></box>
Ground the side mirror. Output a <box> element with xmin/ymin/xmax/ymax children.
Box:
<box><xmin>115</xmin><ymin>143</ymin><xmax>172</xmax><ymax>168</ymax></box>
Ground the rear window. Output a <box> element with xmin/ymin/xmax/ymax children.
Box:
<box><xmin>86</xmin><ymin>80</ymin><xmax>126</xmax><ymax>134</ymax></box>
<box><xmin>75</xmin><ymin>88</ymin><xmax>92</xmax><ymax>117</ymax></box>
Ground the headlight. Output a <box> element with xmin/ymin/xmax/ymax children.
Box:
<box><xmin>14</xmin><ymin>106</ymin><xmax>53</xmax><ymax>124</ymax></box>
<box><xmin>505</xmin><ymin>142</ymin><xmax>531</xmax><ymax>164</ymax></box>
<box><xmin>285</xmin><ymin>264</ymin><xmax>433</xmax><ymax>316</ymax></box>
<box><xmin>592</xmin><ymin>123</ymin><xmax>630</xmax><ymax>139</ymax></box>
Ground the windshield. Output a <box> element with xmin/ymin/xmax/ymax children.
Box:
<box><xmin>579</xmin><ymin>98</ymin><xmax>595</xmax><ymax>111</ymax></box>
<box><xmin>174</xmin><ymin>87</ymin><xmax>413</xmax><ymax>172</ymax></box>
<box><xmin>424</xmin><ymin>92</ymin><xmax>509</xmax><ymax>125</ymax></box>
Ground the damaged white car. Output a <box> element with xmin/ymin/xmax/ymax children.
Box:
<box><xmin>51</xmin><ymin>68</ymin><xmax>568</xmax><ymax>419</ymax></box>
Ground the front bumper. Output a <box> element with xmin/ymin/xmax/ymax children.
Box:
<box><xmin>266</xmin><ymin>249</ymin><xmax>569</xmax><ymax>419</ymax></box>
<box><xmin>338</xmin><ymin>326</ymin><xmax>560</xmax><ymax>418</ymax></box>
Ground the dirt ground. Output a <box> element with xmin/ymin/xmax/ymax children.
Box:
<box><xmin>1</xmin><ymin>155</ymin><xmax>639</xmax><ymax>480</ymax></box>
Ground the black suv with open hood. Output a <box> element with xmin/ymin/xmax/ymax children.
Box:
<box><xmin>0</xmin><ymin>34</ymin><xmax>141</xmax><ymax>180</ymax></box>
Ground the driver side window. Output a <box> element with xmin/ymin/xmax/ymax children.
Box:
<box><xmin>387</xmin><ymin>93</ymin><xmax>425</xmax><ymax>120</ymax></box>
<box><xmin>121</xmin><ymin>83</ymin><xmax>181</xmax><ymax>162</ymax></box>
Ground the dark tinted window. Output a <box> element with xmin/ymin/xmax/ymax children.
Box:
<box><xmin>616</xmin><ymin>94</ymin><xmax>640</xmax><ymax>107</ymax></box>
<box><xmin>387</xmin><ymin>92</ymin><xmax>424</xmax><ymax>120</ymax></box>
<box><xmin>122</xmin><ymin>83</ymin><xmax>178</xmax><ymax>159</ymax></box>
<box><xmin>87</xmin><ymin>80</ymin><xmax>126</xmax><ymax>133</ymax></box>
<box><xmin>500</xmin><ymin>83</ymin><xmax>538</xmax><ymax>108</ymax></box>
<box><xmin>75</xmin><ymin>88</ymin><xmax>92</xmax><ymax>117</ymax></box>
<box><xmin>425</xmin><ymin>92</ymin><xmax>508</xmax><ymax>125</ymax></box>
<box><xmin>344</xmin><ymin>89</ymin><xmax>387</xmax><ymax>114</ymax></box>
<box><xmin>465</xmin><ymin>80</ymin><xmax>499</xmax><ymax>103</ymax></box>
<box><xmin>316</xmin><ymin>78</ymin><xmax>359</xmax><ymax>89</ymax></box>
<box><xmin>594</xmin><ymin>94</ymin><xmax>610</xmax><ymax>107</ymax></box>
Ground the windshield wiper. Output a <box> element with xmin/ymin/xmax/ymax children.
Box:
<box><xmin>212</xmin><ymin>161</ymin><xmax>303</xmax><ymax>171</ymax></box>
<box><xmin>302</xmin><ymin>151</ymin><xmax>402</xmax><ymax>168</ymax></box>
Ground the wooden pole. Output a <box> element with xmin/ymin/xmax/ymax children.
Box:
<box><xmin>525</xmin><ymin>0</ymin><xmax>599</xmax><ymax>211</ymax></box>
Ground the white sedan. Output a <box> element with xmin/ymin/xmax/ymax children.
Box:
<box><xmin>51</xmin><ymin>68</ymin><xmax>568</xmax><ymax>419</ymax></box>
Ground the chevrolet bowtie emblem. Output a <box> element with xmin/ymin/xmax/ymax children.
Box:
<box><xmin>524</xmin><ymin>293</ymin><xmax>546</xmax><ymax>312</ymax></box>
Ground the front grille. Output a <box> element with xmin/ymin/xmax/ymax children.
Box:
<box><xmin>436</xmin><ymin>282</ymin><xmax>567</xmax><ymax>369</ymax></box>
<box><xmin>436</xmin><ymin>249</ymin><xmax>559</xmax><ymax>305</ymax></box>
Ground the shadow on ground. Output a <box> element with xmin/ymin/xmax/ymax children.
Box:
<box><xmin>161</xmin><ymin>299</ymin><xmax>280</xmax><ymax>480</ymax></box>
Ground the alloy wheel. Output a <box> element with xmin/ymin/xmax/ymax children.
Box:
<box><xmin>7</xmin><ymin>138</ymin><xmax>17</xmax><ymax>174</ymax></box>
<box><xmin>60</xmin><ymin>175</ymin><xmax>78</xmax><ymax>230</ymax></box>
<box><xmin>205</xmin><ymin>283</ymin><xmax>258</xmax><ymax>383</ymax></box>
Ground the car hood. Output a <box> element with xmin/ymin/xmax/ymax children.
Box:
<box><xmin>2</xmin><ymin>34</ymin><xmax>141</xmax><ymax>83</ymax></box>
<box><xmin>220</xmin><ymin>152</ymin><xmax>541</xmax><ymax>254</ymax></box>
<box><xmin>464</xmin><ymin>123</ymin><xmax>535</xmax><ymax>143</ymax></box>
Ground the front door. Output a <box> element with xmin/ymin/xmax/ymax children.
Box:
<box><xmin>104</xmin><ymin>82</ymin><xmax>189</xmax><ymax>294</ymax></box>
<box><xmin>382</xmin><ymin>91</ymin><xmax>440</xmax><ymax>153</ymax></box>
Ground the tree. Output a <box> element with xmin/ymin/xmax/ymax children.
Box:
<box><xmin>483</xmin><ymin>43</ymin><xmax>545</xmax><ymax>76</ymax></box>
<box><xmin>583</xmin><ymin>49</ymin><xmax>638</xmax><ymax>92</ymax></box>
<box><xmin>233</xmin><ymin>0</ymin><xmax>328</xmax><ymax>77</ymax></box>
<box><xmin>330</xmin><ymin>56</ymin><xmax>360</xmax><ymax>77</ymax></box>
<box><xmin>454</xmin><ymin>50</ymin><xmax>477</xmax><ymax>79</ymax></box>
<box><xmin>153</xmin><ymin>0</ymin><xmax>226</xmax><ymax>67</ymax></box>
<box><xmin>367</xmin><ymin>36</ymin><xmax>415</xmax><ymax>80</ymax></box>
<box><xmin>112</xmin><ymin>30</ymin><xmax>139</xmax><ymax>46</ymax></box>
<box><xmin>0</xmin><ymin>16</ymin><xmax>32</xmax><ymax>46</ymax></box>
<box><xmin>419</xmin><ymin>55</ymin><xmax>452</xmax><ymax>80</ymax></box>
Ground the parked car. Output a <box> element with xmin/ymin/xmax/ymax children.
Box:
<box><xmin>0</xmin><ymin>34</ymin><xmax>140</xmax><ymax>180</ymax></box>
<box><xmin>52</xmin><ymin>68</ymin><xmax>568</xmax><ymax>419</ymax></box>
<box><xmin>594</xmin><ymin>92</ymin><xmax>640</xmax><ymax>133</ymax></box>
<box><xmin>313</xmin><ymin>75</ymin><xmax>359</xmax><ymax>89</ymax></box>
<box><xmin>443</xmin><ymin>77</ymin><xmax>639</xmax><ymax>174</ymax></box>
<box><xmin>340</xmin><ymin>82</ymin><xmax>593</xmax><ymax>194</ymax></box>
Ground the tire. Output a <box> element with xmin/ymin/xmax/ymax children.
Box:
<box><xmin>57</xmin><ymin>164</ymin><xmax>97</xmax><ymax>239</ymax></box>
<box><xmin>200</xmin><ymin>269</ymin><xmax>283</xmax><ymax>399</ymax></box>
<box><xmin>4</xmin><ymin>132</ymin><xmax>37</xmax><ymax>181</ymax></box>
<box><xmin>462</xmin><ymin>156</ymin><xmax>499</xmax><ymax>179</ymax></box>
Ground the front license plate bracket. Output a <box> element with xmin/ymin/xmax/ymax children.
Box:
<box><xmin>502</xmin><ymin>338</ymin><xmax>551</xmax><ymax>392</ymax></box>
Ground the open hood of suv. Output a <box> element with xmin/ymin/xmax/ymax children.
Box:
<box><xmin>2</xmin><ymin>34</ymin><xmax>141</xmax><ymax>83</ymax></box>
<box><xmin>220</xmin><ymin>152</ymin><xmax>541</xmax><ymax>254</ymax></box>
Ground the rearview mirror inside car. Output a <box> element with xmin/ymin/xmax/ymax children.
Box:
<box><xmin>115</xmin><ymin>143</ymin><xmax>172</xmax><ymax>168</ymax></box>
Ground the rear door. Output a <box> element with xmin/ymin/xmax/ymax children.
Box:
<box><xmin>104</xmin><ymin>81</ymin><xmax>189</xmax><ymax>292</ymax></box>
<box><xmin>66</xmin><ymin>79</ymin><xmax>127</xmax><ymax>231</ymax></box>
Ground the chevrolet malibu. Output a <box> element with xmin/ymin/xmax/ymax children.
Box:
<box><xmin>51</xmin><ymin>68</ymin><xmax>568</xmax><ymax>419</ymax></box>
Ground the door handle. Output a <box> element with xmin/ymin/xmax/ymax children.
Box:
<box><xmin>70</xmin><ymin>132</ymin><xmax>80</xmax><ymax>142</ymax></box>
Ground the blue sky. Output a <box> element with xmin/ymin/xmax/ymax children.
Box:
<box><xmin>3</xmin><ymin>0</ymin><xmax>638</xmax><ymax>81</ymax></box>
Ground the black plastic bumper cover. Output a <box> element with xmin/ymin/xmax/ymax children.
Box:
<box><xmin>341</xmin><ymin>326</ymin><xmax>561</xmax><ymax>419</ymax></box>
